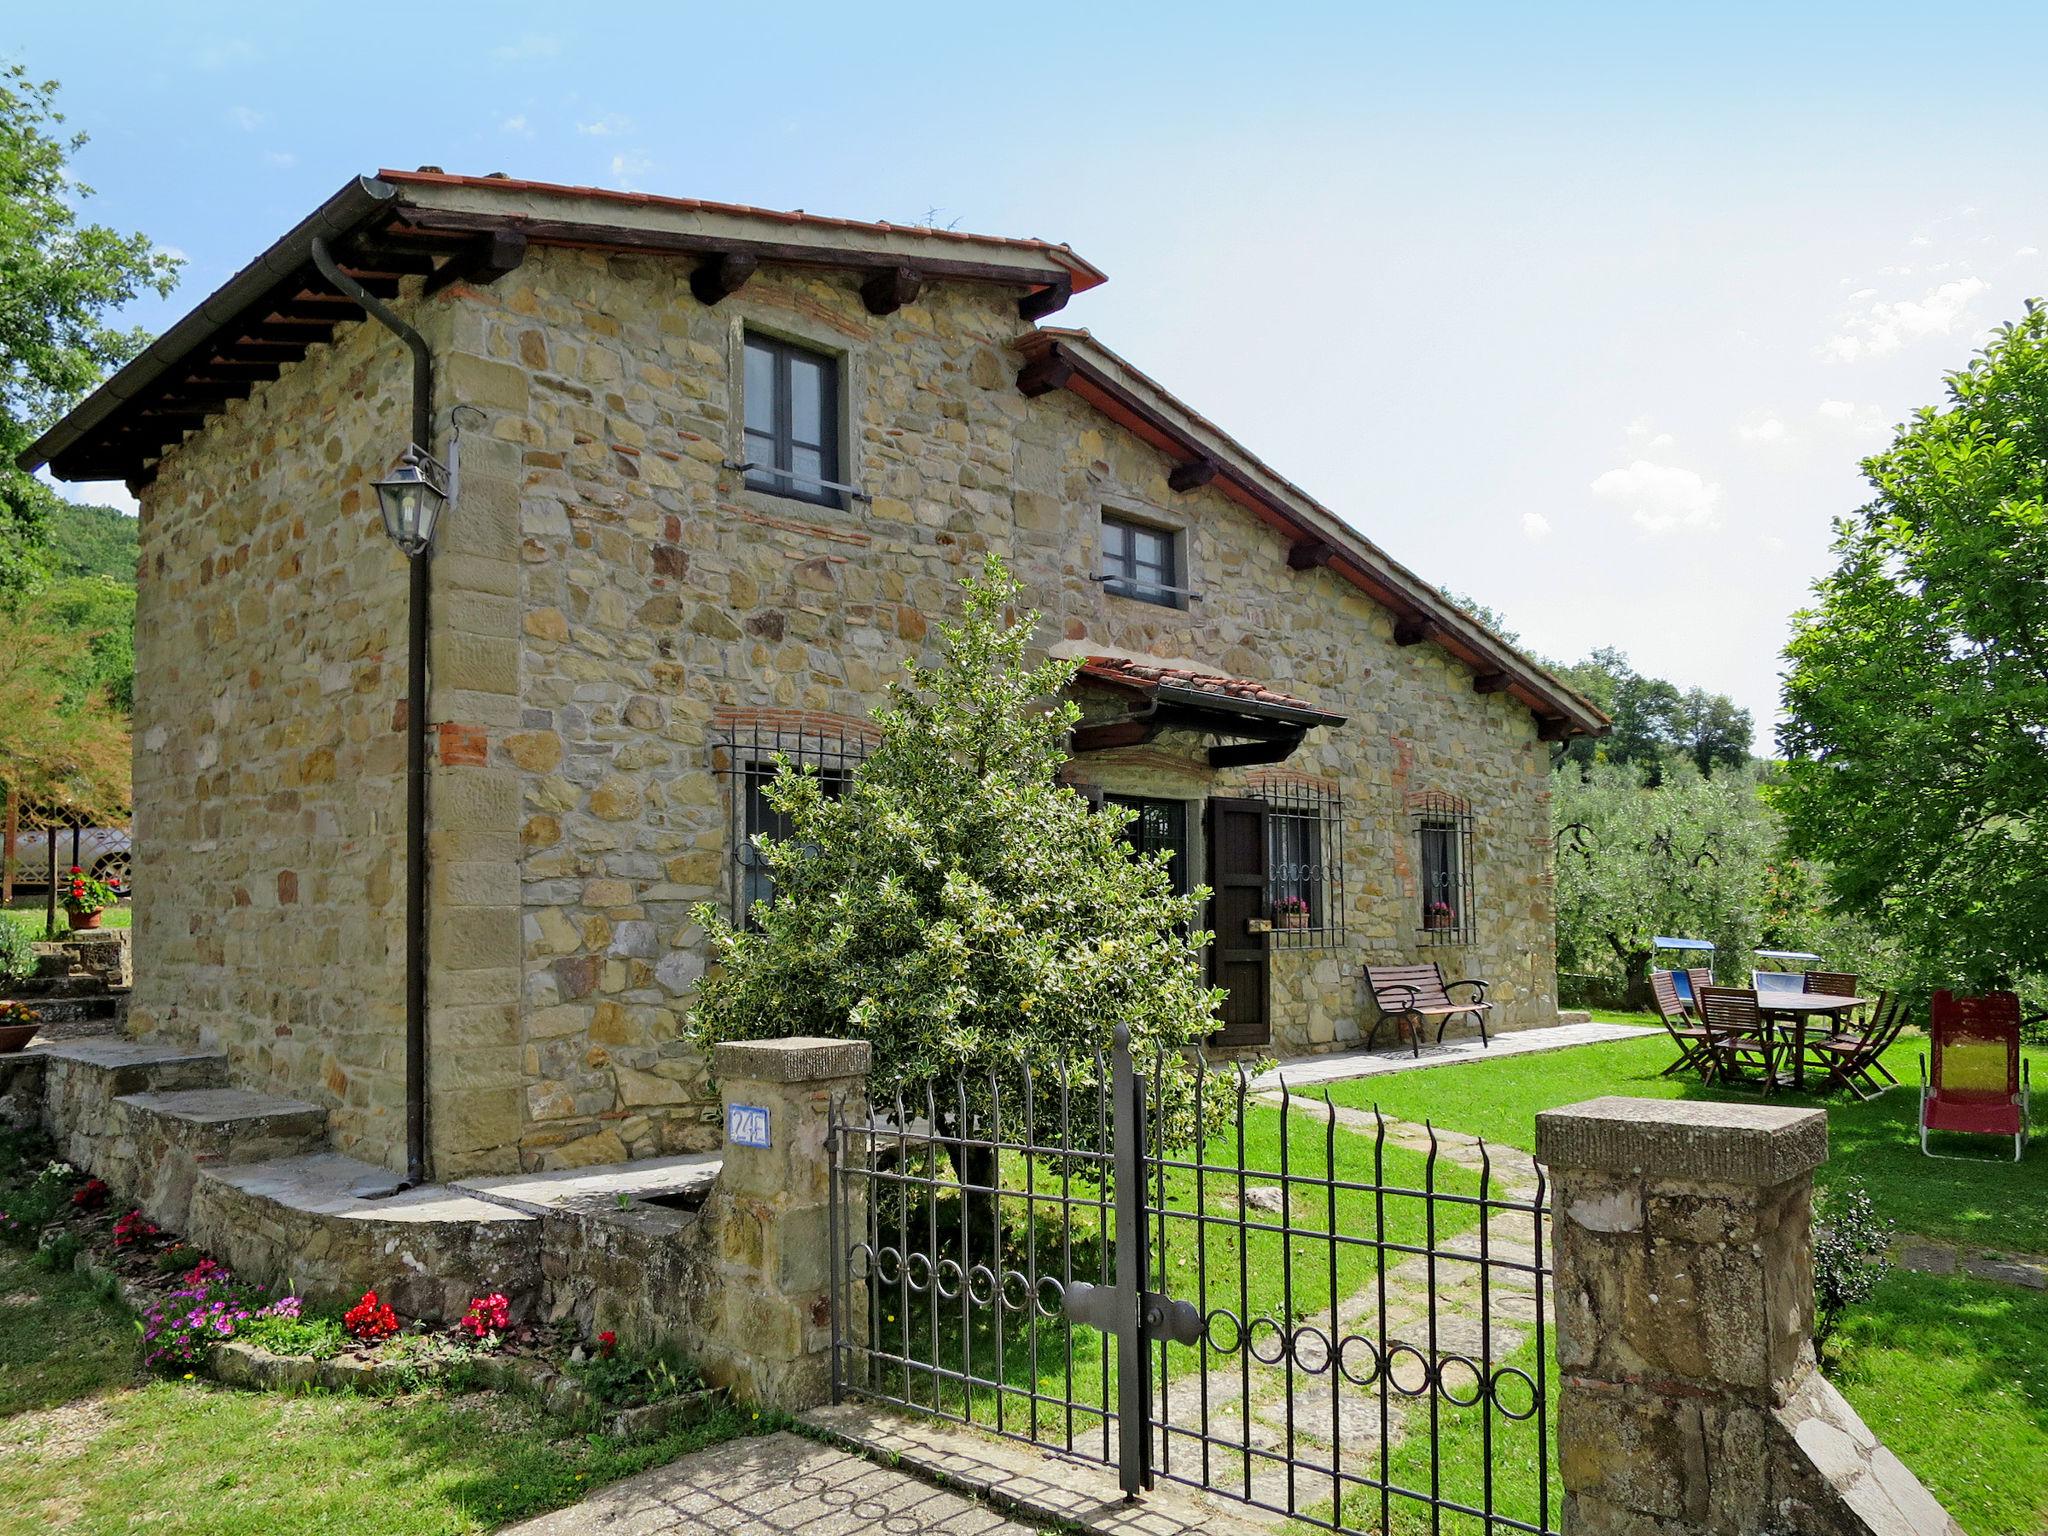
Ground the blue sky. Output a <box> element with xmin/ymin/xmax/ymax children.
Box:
<box><xmin>17</xmin><ymin>3</ymin><xmax>2048</xmax><ymax>737</ymax></box>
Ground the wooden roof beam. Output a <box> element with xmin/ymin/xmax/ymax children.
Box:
<box><xmin>690</xmin><ymin>251</ymin><xmax>758</xmax><ymax>305</ymax></box>
<box><xmin>1473</xmin><ymin>672</ymin><xmax>1512</xmax><ymax>694</ymax></box>
<box><xmin>424</xmin><ymin>229</ymin><xmax>529</xmax><ymax>296</ymax></box>
<box><xmin>1016</xmin><ymin>347</ymin><xmax>1075</xmax><ymax>399</ymax></box>
<box><xmin>1018</xmin><ymin>275</ymin><xmax>1072</xmax><ymax>321</ymax></box>
<box><xmin>1534</xmin><ymin>714</ymin><xmax>1574</xmax><ymax>742</ymax></box>
<box><xmin>1394</xmin><ymin>616</ymin><xmax>1440</xmax><ymax>647</ymax></box>
<box><xmin>860</xmin><ymin>266</ymin><xmax>923</xmax><ymax>317</ymax></box>
<box><xmin>1168</xmin><ymin>457</ymin><xmax>1219</xmax><ymax>494</ymax></box>
<box><xmin>1288</xmin><ymin>539</ymin><xmax>1336</xmax><ymax>571</ymax></box>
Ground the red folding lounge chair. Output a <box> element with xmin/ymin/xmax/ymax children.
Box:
<box><xmin>1921</xmin><ymin>990</ymin><xmax>2031</xmax><ymax>1161</ymax></box>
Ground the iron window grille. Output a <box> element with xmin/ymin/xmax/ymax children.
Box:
<box><xmin>1251</xmin><ymin>774</ymin><xmax>1345</xmax><ymax>947</ymax></box>
<box><xmin>1099</xmin><ymin>513</ymin><xmax>1186</xmax><ymax>607</ymax></box>
<box><xmin>715</xmin><ymin>719</ymin><xmax>873</xmax><ymax>921</ymax></box>
<box><xmin>1104</xmin><ymin>794</ymin><xmax>1192</xmax><ymax>899</ymax></box>
<box><xmin>743</xmin><ymin>331</ymin><xmax>845</xmax><ymax>509</ymax></box>
<box><xmin>1414</xmin><ymin>790</ymin><xmax>1475</xmax><ymax>946</ymax></box>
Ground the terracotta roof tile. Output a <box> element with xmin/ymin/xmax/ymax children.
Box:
<box><xmin>1077</xmin><ymin>657</ymin><xmax>1341</xmax><ymax>721</ymax></box>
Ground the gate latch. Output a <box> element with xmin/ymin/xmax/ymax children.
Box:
<box><xmin>1063</xmin><ymin>1281</ymin><xmax>1204</xmax><ymax>1346</ymax></box>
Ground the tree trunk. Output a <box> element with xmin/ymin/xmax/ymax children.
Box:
<box><xmin>2</xmin><ymin>788</ymin><xmax>15</xmax><ymax>907</ymax></box>
<box><xmin>1606</xmin><ymin>933</ymin><xmax>1655</xmax><ymax>1012</ymax></box>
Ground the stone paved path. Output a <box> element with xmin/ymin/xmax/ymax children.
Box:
<box><xmin>503</xmin><ymin>1429</ymin><xmax>1045</xmax><ymax>1535</ymax></box>
<box><xmin>1249</xmin><ymin>1021</ymin><xmax>1652</xmax><ymax>1092</ymax></box>
<box><xmin>1892</xmin><ymin>1234</ymin><xmax>2048</xmax><ymax>1290</ymax></box>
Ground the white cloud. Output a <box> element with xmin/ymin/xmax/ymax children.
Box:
<box><xmin>1735</xmin><ymin>415</ymin><xmax>1792</xmax><ymax>446</ymax></box>
<box><xmin>193</xmin><ymin>39</ymin><xmax>257</xmax><ymax>70</ymax></box>
<box><xmin>2017</xmin><ymin>246</ymin><xmax>2040</xmax><ymax>259</ymax></box>
<box><xmin>1590</xmin><ymin>460</ymin><xmax>1723</xmax><ymax>534</ymax></box>
<box><xmin>608</xmin><ymin>153</ymin><xmax>653</xmax><ymax>190</ymax></box>
<box><xmin>263</xmin><ymin>150</ymin><xmax>297</xmax><ymax>170</ymax></box>
<box><xmin>1520</xmin><ymin>512</ymin><xmax>1553</xmax><ymax>541</ymax></box>
<box><xmin>1645</xmin><ymin>431</ymin><xmax>1677</xmax><ymax>450</ymax></box>
<box><xmin>1849</xmin><ymin>287</ymin><xmax>1877</xmax><ymax>300</ymax></box>
<box><xmin>500</xmin><ymin>114</ymin><xmax>532</xmax><ymax>137</ymax></box>
<box><xmin>491</xmin><ymin>33</ymin><xmax>560</xmax><ymax>63</ymax></box>
<box><xmin>1908</xmin><ymin>235</ymin><xmax>1933</xmax><ymax>248</ymax></box>
<box><xmin>37</xmin><ymin>470</ymin><xmax>138</xmax><ymax>517</ymax></box>
<box><xmin>1820</xmin><ymin>276</ymin><xmax>1988</xmax><ymax>362</ymax></box>
<box><xmin>226</xmin><ymin>105</ymin><xmax>264</xmax><ymax>132</ymax></box>
<box><xmin>578</xmin><ymin>113</ymin><xmax>633</xmax><ymax>137</ymax></box>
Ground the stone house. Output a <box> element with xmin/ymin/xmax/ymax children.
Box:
<box><xmin>23</xmin><ymin>170</ymin><xmax>1605</xmax><ymax>1180</ymax></box>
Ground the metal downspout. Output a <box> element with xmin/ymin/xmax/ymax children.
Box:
<box><xmin>310</xmin><ymin>237</ymin><xmax>433</xmax><ymax>1189</ymax></box>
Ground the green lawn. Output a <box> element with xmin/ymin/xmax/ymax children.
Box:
<box><xmin>2</xmin><ymin>894</ymin><xmax>131</xmax><ymax>935</ymax></box>
<box><xmin>1324</xmin><ymin>1026</ymin><xmax>2048</xmax><ymax>1255</ymax></box>
<box><xmin>0</xmin><ymin>1252</ymin><xmax>761</xmax><ymax>1536</ymax></box>
<box><xmin>1321</xmin><ymin>1020</ymin><xmax>2048</xmax><ymax>1536</ymax></box>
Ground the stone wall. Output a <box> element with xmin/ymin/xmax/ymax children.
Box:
<box><xmin>131</xmin><ymin>243</ymin><xmax>1561</xmax><ymax>1178</ymax></box>
<box><xmin>437</xmin><ymin>247</ymin><xmax>1556</xmax><ymax>1167</ymax></box>
<box><xmin>132</xmin><ymin>294</ymin><xmax>448</xmax><ymax>1173</ymax></box>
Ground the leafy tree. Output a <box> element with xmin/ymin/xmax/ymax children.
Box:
<box><xmin>690</xmin><ymin>557</ymin><xmax>1224</xmax><ymax>1186</ymax></box>
<box><xmin>0</xmin><ymin>65</ymin><xmax>178</xmax><ymax>594</ymax></box>
<box><xmin>1550</xmin><ymin>648</ymin><xmax>1750</xmax><ymax>780</ymax></box>
<box><xmin>1551</xmin><ymin>761</ymin><xmax>1773</xmax><ymax>1006</ymax></box>
<box><xmin>1435</xmin><ymin>585</ymin><xmax>1521</xmax><ymax>647</ymax></box>
<box><xmin>1778</xmin><ymin>304</ymin><xmax>2048</xmax><ymax>993</ymax></box>
<box><xmin>45</xmin><ymin>500</ymin><xmax>137</xmax><ymax>584</ymax></box>
<box><xmin>31</xmin><ymin>574</ymin><xmax>133</xmax><ymax>711</ymax></box>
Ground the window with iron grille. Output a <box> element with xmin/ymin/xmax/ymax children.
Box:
<box><xmin>743</xmin><ymin>331</ymin><xmax>844</xmax><ymax>508</ymax></box>
<box><xmin>714</xmin><ymin>718</ymin><xmax>872</xmax><ymax>921</ymax></box>
<box><xmin>1100</xmin><ymin>513</ymin><xmax>1184</xmax><ymax>608</ymax></box>
<box><xmin>1413</xmin><ymin>791</ymin><xmax>1475</xmax><ymax>945</ymax></box>
<box><xmin>1251</xmin><ymin>774</ymin><xmax>1344</xmax><ymax>947</ymax></box>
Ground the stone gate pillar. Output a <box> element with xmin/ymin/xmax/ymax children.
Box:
<box><xmin>1536</xmin><ymin>1096</ymin><xmax>1960</xmax><ymax>1536</ymax></box>
<box><xmin>694</xmin><ymin>1036</ymin><xmax>869</xmax><ymax>1411</ymax></box>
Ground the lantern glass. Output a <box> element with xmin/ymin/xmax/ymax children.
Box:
<box><xmin>373</xmin><ymin>455</ymin><xmax>447</xmax><ymax>555</ymax></box>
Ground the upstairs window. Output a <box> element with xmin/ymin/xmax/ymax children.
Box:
<box><xmin>1100</xmin><ymin>513</ymin><xmax>1183</xmax><ymax>607</ymax></box>
<box><xmin>744</xmin><ymin>332</ymin><xmax>843</xmax><ymax>508</ymax></box>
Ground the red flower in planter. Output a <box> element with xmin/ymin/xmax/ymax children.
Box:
<box><xmin>597</xmin><ymin>1330</ymin><xmax>617</xmax><ymax>1359</ymax></box>
<box><xmin>343</xmin><ymin>1289</ymin><xmax>400</xmax><ymax>1342</ymax></box>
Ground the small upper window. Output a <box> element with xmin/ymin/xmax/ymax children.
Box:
<box><xmin>743</xmin><ymin>333</ymin><xmax>843</xmax><ymax>507</ymax></box>
<box><xmin>1101</xmin><ymin>514</ymin><xmax>1182</xmax><ymax>607</ymax></box>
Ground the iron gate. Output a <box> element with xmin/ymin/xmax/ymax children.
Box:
<box><xmin>829</xmin><ymin>1026</ymin><xmax>1557</xmax><ymax>1535</ymax></box>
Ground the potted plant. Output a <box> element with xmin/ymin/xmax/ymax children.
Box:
<box><xmin>62</xmin><ymin>866</ymin><xmax>117</xmax><ymax>930</ymax></box>
<box><xmin>0</xmin><ymin>1001</ymin><xmax>39</xmax><ymax>1053</ymax></box>
<box><xmin>1424</xmin><ymin>900</ymin><xmax>1456</xmax><ymax>932</ymax></box>
<box><xmin>1273</xmin><ymin>895</ymin><xmax>1312</xmax><ymax>931</ymax></box>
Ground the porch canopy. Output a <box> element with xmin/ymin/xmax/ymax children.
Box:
<box><xmin>1067</xmin><ymin>656</ymin><xmax>1347</xmax><ymax>768</ymax></box>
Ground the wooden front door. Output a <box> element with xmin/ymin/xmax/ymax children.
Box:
<box><xmin>1206</xmin><ymin>796</ymin><xmax>1271</xmax><ymax>1047</ymax></box>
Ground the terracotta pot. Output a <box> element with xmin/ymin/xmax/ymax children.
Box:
<box><xmin>1277</xmin><ymin>910</ymin><xmax>1310</xmax><ymax>930</ymax></box>
<box><xmin>66</xmin><ymin>909</ymin><xmax>102</xmax><ymax>931</ymax></box>
<box><xmin>1424</xmin><ymin>911</ymin><xmax>1453</xmax><ymax>932</ymax></box>
<box><xmin>0</xmin><ymin>1023</ymin><xmax>37</xmax><ymax>1054</ymax></box>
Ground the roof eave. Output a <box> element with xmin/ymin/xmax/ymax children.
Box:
<box><xmin>1020</xmin><ymin>329</ymin><xmax>1610</xmax><ymax>740</ymax></box>
<box><xmin>18</xmin><ymin>175</ymin><xmax>399</xmax><ymax>479</ymax></box>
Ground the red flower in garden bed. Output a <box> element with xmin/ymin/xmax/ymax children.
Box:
<box><xmin>458</xmin><ymin>1292</ymin><xmax>511</xmax><ymax>1341</ymax></box>
<box><xmin>344</xmin><ymin>1289</ymin><xmax>400</xmax><ymax>1343</ymax></box>
<box><xmin>597</xmin><ymin>1330</ymin><xmax>617</xmax><ymax>1359</ymax></box>
<box><xmin>72</xmin><ymin>1178</ymin><xmax>110</xmax><ymax>1211</ymax></box>
<box><xmin>113</xmin><ymin>1209</ymin><xmax>161</xmax><ymax>1248</ymax></box>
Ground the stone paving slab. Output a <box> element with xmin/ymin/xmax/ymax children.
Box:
<box><xmin>455</xmin><ymin>1152</ymin><xmax>722</xmax><ymax>1214</ymax></box>
<box><xmin>803</xmin><ymin>1402</ymin><xmax>1275</xmax><ymax>1536</ymax></box>
<box><xmin>1893</xmin><ymin>1234</ymin><xmax>2048</xmax><ymax>1289</ymax></box>
<box><xmin>503</xmin><ymin>1429</ymin><xmax>1043</xmax><ymax>1535</ymax></box>
<box><xmin>202</xmin><ymin>1151</ymin><xmax>535</xmax><ymax>1224</ymax></box>
<box><xmin>1251</xmin><ymin>1022</ymin><xmax>1653</xmax><ymax>1091</ymax></box>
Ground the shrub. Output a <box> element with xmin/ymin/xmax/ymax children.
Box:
<box><xmin>31</xmin><ymin>1229</ymin><xmax>80</xmax><ymax>1272</ymax></box>
<box><xmin>572</xmin><ymin>1342</ymin><xmax>703</xmax><ymax>1408</ymax></box>
<box><xmin>239</xmin><ymin>1308</ymin><xmax>345</xmax><ymax>1360</ymax></box>
<box><xmin>1</xmin><ymin>1161</ymin><xmax>79</xmax><ymax>1244</ymax></box>
<box><xmin>0</xmin><ymin>920</ymin><xmax>34</xmax><ymax>987</ymax></box>
<box><xmin>1814</xmin><ymin>1180</ymin><xmax>1893</xmax><ymax>1356</ymax></box>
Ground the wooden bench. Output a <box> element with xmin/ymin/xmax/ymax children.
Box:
<box><xmin>1365</xmin><ymin>963</ymin><xmax>1492</xmax><ymax>1056</ymax></box>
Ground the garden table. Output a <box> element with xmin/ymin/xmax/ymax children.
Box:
<box><xmin>1755</xmin><ymin>993</ymin><xmax>1868</xmax><ymax>1091</ymax></box>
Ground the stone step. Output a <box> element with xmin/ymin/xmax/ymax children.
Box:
<box><xmin>188</xmin><ymin>1152</ymin><xmax>541</xmax><ymax>1323</ymax></box>
<box><xmin>8</xmin><ymin>995</ymin><xmax>119</xmax><ymax>1027</ymax></box>
<box><xmin>34</xmin><ymin>1037</ymin><xmax>229</xmax><ymax>1096</ymax></box>
<box><xmin>6</xmin><ymin>973</ymin><xmax>112</xmax><ymax>1000</ymax></box>
<box><xmin>105</xmin><ymin>1088</ymin><xmax>330</xmax><ymax>1232</ymax></box>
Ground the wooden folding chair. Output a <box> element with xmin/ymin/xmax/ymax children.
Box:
<box><xmin>1809</xmin><ymin>991</ymin><xmax>1911</xmax><ymax>1100</ymax></box>
<box><xmin>1684</xmin><ymin>967</ymin><xmax>1716</xmax><ymax>1017</ymax></box>
<box><xmin>1698</xmin><ymin>985</ymin><xmax>1782</xmax><ymax>1092</ymax></box>
<box><xmin>1651</xmin><ymin>969</ymin><xmax>1714</xmax><ymax>1079</ymax></box>
<box><xmin>1805</xmin><ymin>970</ymin><xmax>1860</xmax><ymax>1000</ymax></box>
